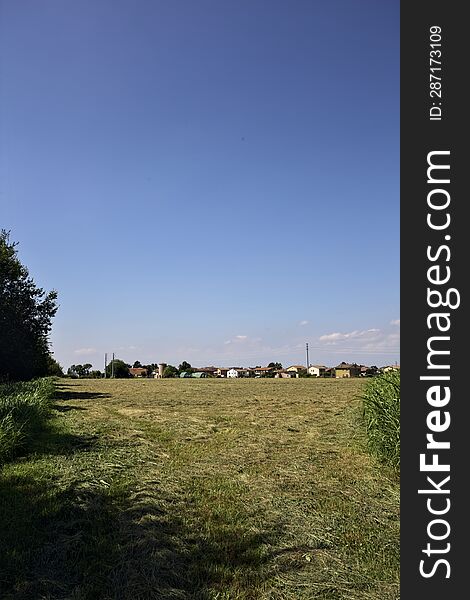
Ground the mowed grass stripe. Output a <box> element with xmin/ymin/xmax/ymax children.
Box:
<box><xmin>0</xmin><ymin>378</ymin><xmax>399</xmax><ymax>600</ymax></box>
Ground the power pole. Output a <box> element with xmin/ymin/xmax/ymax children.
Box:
<box><xmin>306</xmin><ymin>342</ymin><xmax>309</xmax><ymax>370</ymax></box>
<box><xmin>104</xmin><ymin>353</ymin><xmax>107</xmax><ymax>378</ymax></box>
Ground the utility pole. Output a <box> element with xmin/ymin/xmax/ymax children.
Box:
<box><xmin>104</xmin><ymin>353</ymin><xmax>107</xmax><ymax>378</ymax></box>
<box><xmin>111</xmin><ymin>352</ymin><xmax>115</xmax><ymax>378</ymax></box>
<box><xmin>306</xmin><ymin>342</ymin><xmax>309</xmax><ymax>370</ymax></box>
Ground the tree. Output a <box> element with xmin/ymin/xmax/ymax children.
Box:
<box><xmin>268</xmin><ymin>362</ymin><xmax>283</xmax><ymax>370</ymax></box>
<box><xmin>178</xmin><ymin>361</ymin><xmax>193</xmax><ymax>374</ymax></box>
<box><xmin>68</xmin><ymin>364</ymin><xmax>92</xmax><ymax>378</ymax></box>
<box><xmin>0</xmin><ymin>230</ymin><xmax>58</xmax><ymax>381</ymax></box>
<box><xmin>163</xmin><ymin>365</ymin><xmax>178</xmax><ymax>378</ymax></box>
<box><xmin>67</xmin><ymin>364</ymin><xmax>101</xmax><ymax>378</ymax></box>
<box><xmin>133</xmin><ymin>360</ymin><xmax>142</xmax><ymax>368</ymax></box>
<box><xmin>46</xmin><ymin>356</ymin><xmax>64</xmax><ymax>377</ymax></box>
<box><xmin>142</xmin><ymin>364</ymin><xmax>155</xmax><ymax>377</ymax></box>
<box><xmin>67</xmin><ymin>365</ymin><xmax>78</xmax><ymax>378</ymax></box>
<box><xmin>75</xmin><ymin>365</ymin><xmax>86</xmax><ymax>377</ymax></box>
<box><xmin>105</xmin><ymin>359</ymin><xmax>130</xmax><ymax>378</ymax></box>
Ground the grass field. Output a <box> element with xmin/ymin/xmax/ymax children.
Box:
<box><xmin>0</xmin><ymin>378</ymin><xmax>399</xmax><ymax>600</ymax></box>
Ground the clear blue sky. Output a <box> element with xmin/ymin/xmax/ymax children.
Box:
<box><xmin>0</xmin><ymin>0</ymin><xmax>399</xmax><ymax>370</ymax></box>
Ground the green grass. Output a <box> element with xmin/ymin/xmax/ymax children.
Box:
<box><xmin>0</xmin><ymin>378</ymin><xmax>399</xmax><ymax>599</ymax></box>
<box><xmin>0</xmin><ymin>377</ymin><xmax>56</xmax><ymax>464</ymax></box>
<box><xmin>362</xmin><ymin>371</ymin><xmax>400</xmax><ymax>471</ymax></box>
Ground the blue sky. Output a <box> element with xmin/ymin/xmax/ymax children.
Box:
<box><xmin>0</xmin><ymin>0</ymin><xmax>399</xmax><ymax>370</ymax></box>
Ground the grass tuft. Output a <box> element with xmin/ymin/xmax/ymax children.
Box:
<box><xmin>0</xmin><ymin>377</ymin><xmax>56</xmax><ymax>464</ymax></box>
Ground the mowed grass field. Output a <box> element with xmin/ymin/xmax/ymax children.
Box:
<box><xmin>0</xmin><ymin>378</ymin><xmax>399</xmax><ymax>600</ymax></box>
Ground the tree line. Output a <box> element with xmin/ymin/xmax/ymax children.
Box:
<box><xmin>66</xmin><ymin>360</ymin><xmax>191</xmax><ymax>379</ymax></box>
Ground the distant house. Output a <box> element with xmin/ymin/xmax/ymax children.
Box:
<box><xmin>196</xmin><ymin>366</ymin><xmax>218</xmax><ymax>376</ymax></box>
<box><xmin>286</xmin><ymin>365</ymin><xmax>306</xmax><ymax>372</ymax></box>
<box><xmin>308</xmin><ymin>365</ymin><xmax>326</xmax><ymax>377</ymax></box>
<box><xmin>335</xmin><ymin>362</ymin><xmax>361</xmax><ymax>378</ymax></box>
<box><xmin>286</xmin><ymin>365</ymin><xmax>306</xmax><ymax>377</ymax></box>
<box><xmin>382</xmin><ymin>365</ymin><xmax>400</xmax><ymax>373</ymax></box>
<box><xmin>226</xmin><ymin>368</ymin><xmax>251</xmax><ymax>378</ymax></box>
<box><xmin>252</xmin><ymin>366</ymin><xmax>274</xmax><ymax>377</ymax></box>
<box><xmin>216</xmin><ymin>368</ymin><xmax>229</xmax><ymax>378</ymax></box>
<box><xmin>360</xmin><ymin>365</ymin><xmax>379</xmax><ymax>377</ymax></box>
<box><xmin>235</xmin><ymin>368</ymin><xmax>251</xmax><ymax>377</ymax></box>
<box><xmin>129</xmin><ymin>367</ymin><xmax>148</xmax><ymax>378</ymax></box>
<box><xmin>274</xmin><ymin>371</ymin><xmax>293</xmax><ymax>378</ymax></box>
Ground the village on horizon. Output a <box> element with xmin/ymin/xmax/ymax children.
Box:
<box><xmin>67</xmin><ymin>359</ymin><xmax>400</xmax><ymax>380</ymax></box>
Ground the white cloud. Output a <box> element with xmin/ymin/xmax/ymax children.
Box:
<box><xmin>390</xmin><ymin>319</ymin><xmax>400</xmax><ymax>326</ymax></box>
<box><xmin>319</xmin><ymin>332</ymin><xmax>343</xmax><ymax>342</ymax></box>
<box><xmin>362</xmin><ymin>332</ymin><xmax>400</xmax><ymax>352</ymax></box>
<box><xmin>319</xmin><ymin>329</ymin><xmax>380</xmax><ymax>343</ymax></box>
<box><xmin>299</xmin><ymin>320</ymin><xmax>309</xmax><ymax>326</ymax></box>
<box><xmin>317</xmin><ymin>327</ymin><xmax>399</xmax><ymax>356</ymax></box>
<box><xmin>74</xmin><ymin>347</ymin><xmax>97</xmax><ymax>356</ymax></box>
<box><xmin>223</xmin><ymin>335</ymin><xmax>249</xmax><ymax>346</ymax></box>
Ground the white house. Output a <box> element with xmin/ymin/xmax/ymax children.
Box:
<box><xmin>227</xmin><ymin>368</ymin><xmax>239</xmax><ymax>378</ymax></box>
<box><xmin>308</xmin><ymin>365</ymin><xmax>326</xmax><ymax>377</ymax></box>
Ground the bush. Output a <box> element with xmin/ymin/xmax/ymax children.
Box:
<box><xmin>0</xmin><ymin>377</ymin><xmax>55</xmax><ymax>464</ymax></box>
<box><xmin>362</xmin><ymin>371</ymin><xmax>400</xmax><ymax>470</ymax></box>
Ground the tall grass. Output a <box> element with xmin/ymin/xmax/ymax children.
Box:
<box><xmin>362</xmin><ymin>371</ymin><xmax>400</xmax><ymax>470</ymax></box>
<box><xmin>0</xmin><ymin>377</ymin><xmax>55</xmax><ymax>464</ymax></box>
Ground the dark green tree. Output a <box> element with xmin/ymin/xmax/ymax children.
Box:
<box><xmin>68</xmin><ymin>364</ymin><xmax>83</xmax><ymax>377</ymax></box>
<box><xmin>133</xmin><ymin>360</ymin><xmax>142</xmax><ymax>368</ymax></box>
<box><xmin>68</xmin><ymin>363</ymin><xmax>96</xmax><ymax>378</ymax></box>
<box><xmin>178</xmin><ymin>361</ymin><xmax>193</xmax><ymax>374</ymax></box>
<box><xmin>82</xmin><ymin>363</ymin><xmax>92</xmax><ymax>377</ymax></box>
<box><xmin>163</xmin><ymin>365</ymin><xmax>178</xmax><ymax>378</ymax></box>
<box><xmin>0</xmin><ymin>230</ymin><xmax>58</xmax><ymax>381</ymax></box>
<box><xmin>106</xmin><ymin>359</ymin><xmax>130</xmax><ymax>378</ymax></box>
<box><xmin>46</xmin><ymin>356</ymin><xmax>64</xmax><ymax>377</ymax></box>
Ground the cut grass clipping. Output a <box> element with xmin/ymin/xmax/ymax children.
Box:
<box><xmin>0</xmin><ymin>377</ymin><xmax>55</xmax><ymax>464</ymax></box>
<box><xmin>362</xmin><ymin>371</ymin><xmax>400</xmax><ymax>470</ymax></box>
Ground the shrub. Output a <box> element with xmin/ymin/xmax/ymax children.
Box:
<box><xmin>362</xmin><ymin>371</ymin><xmax>400</xmax><ymax>470</ymax></box>
<box><xmin>0</xmin><ymin>377</ymin><xmax>55</xmax><ymax>464</ymax></box>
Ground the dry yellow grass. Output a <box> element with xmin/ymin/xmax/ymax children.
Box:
<box><xmin>0</xmin><ymin>377</ymin><xmax>399</xmax><ymax>599</ymax></box>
